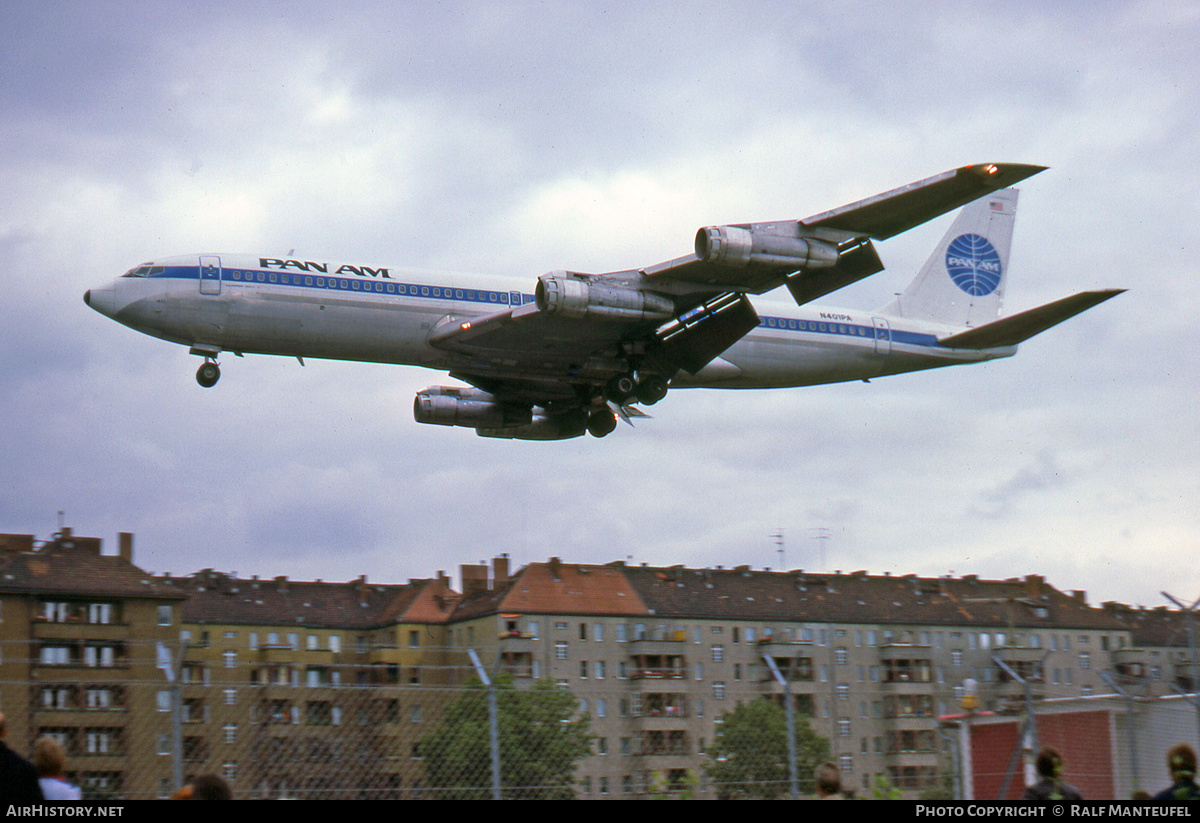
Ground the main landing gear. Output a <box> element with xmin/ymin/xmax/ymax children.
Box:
<box><xmin>586</xmin><ymin>407</ymin><xmax>618</xmax><ymax>438</ymax></box>
<box><xmin>196</xmin><ymin>359</ymin><xmax>221</xmax><ymax>388</ymax></box>
<box><xmin>604</xmin><ymin>373</ymin><xmax>669</xmax><ymax>406</ymax></box>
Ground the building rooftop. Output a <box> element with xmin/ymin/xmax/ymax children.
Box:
<box><xmin>0</xmin><ymin>530</ymin><xmax>183</xmax><ymax>601</ymax></box>
<box><xmin>160</xmin><ymin>568</ymin><xmax>459</xmax><ymax>629</ymax></box>
<box><xmin>448</xmin><ymin>559</ymin><xmax>1130</xmax><ymax>633</ymax></box>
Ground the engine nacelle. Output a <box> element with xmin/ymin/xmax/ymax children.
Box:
<box><xmin>414</xmin><ymin>386</ymin><xmax>532</xmax><ymax>429</ymax></box>
<box><xmin>695</xmin><ymin>226</ymin><xmax>839</xmax><ymax>270</ymax></box>
<box><xmin>477</xmin><ymin>409</ymin><xmax>589</xmax><ymax>441</ymax></box>
<box><xmin>536</xmin><ymin>271</ymin><xmax>675</xmax><ymax>322</ymax></box>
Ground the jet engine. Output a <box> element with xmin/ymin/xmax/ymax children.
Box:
<box><xmin>695</xmin><ymin>226</ymin><xmax>839</xmax><ymax>270</ymax></box>
<box><xmin>477</xmin><ymin>409</ymin><xmax>589</xmax><ymax>441</ymax></box>
<box><xmin>413</xmin><ymin>386</ymin><xmax>532</xmax><ymax>429</ymax></box>
<box><xmin>536</xmin><ymin>271</ymin><xmax>675</xmax><ymax>322</ymax></box>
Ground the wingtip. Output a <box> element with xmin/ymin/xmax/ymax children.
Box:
<box><xmin>966</xmin><ymin>162</ymin><xmax>1048</xmax><ymax>188</ymax></box>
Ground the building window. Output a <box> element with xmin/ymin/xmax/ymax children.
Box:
<box><xmin>714</xmin><ymin>682</ymin><xmax>726</xmax><ymax>700</ymax></box>
<box><xmin>595</xmin><ymin>661</ymin><xmax>605</xmax><ymax>679</ymax></box>
<box><xmin>580</xmin><ymin>661</ymin><xmax>588</xmax><ymax>679</ymax></box>
<box><xmin>836</xmin><ymin>647</ymin><xmax>848</xmax><ymax>665</ymax></box>
<box><xmin>224</xmin><ymin>689</ymin><xmax>237</xmax><ymax>705</ymax></box>
<box><xmin>712</xmin><ymin>645</ymin><xmax>724</xmax><ymax>663</ymax></box>
<box><xmin>555</xmin><ymin>642</ymin><xmax>568</xmax><ymax>660</ymax></box>
<box><xmin>307</xmin><ymin>634</ymin><xmax>319</xmax><ymax>650</ymax></box>
<box><xmin>409</xmin><ymin>630</ymin><xmax>420</xmax><ymax>648</ymax></box>
<box><xmin>40</xmin><ymin>646</ymin><xmax>71</xmax><ymax>666</ymax></box>
<box><xmin>616</xmin><ymin>624</ymin><xmax>627</xmax><ymax>643</ymax></box>
<box><xmin>224</xmin><ymin>724</ymin><xmax>237</xmax><ymax>744</ymax></box>
<box><xmin>838</xmin><ymin>718</ymin><xmax>851</xmax><ymax>737</ymax></box>
<box><xmin>85</xmin><ymin>688</ymin><xmax>113</xmax><ymax>709</ymax></box>
<box><xmin>593</xmin><ymin>623</ymin><xmax>604</xmax><ymax>642</ymax></box>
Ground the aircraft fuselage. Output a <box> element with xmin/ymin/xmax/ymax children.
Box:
<box><xmin>86</xmin><ymin>254</ymin><xmax>1012</xmax><ymax>391</ymax></box>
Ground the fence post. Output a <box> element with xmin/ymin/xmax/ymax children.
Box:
<box><xmin>468</xmin><ymin>648</ymin><xmax>502</xmax><ymax>800</ymax></box>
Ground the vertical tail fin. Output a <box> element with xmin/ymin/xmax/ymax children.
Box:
<box><xmin>876</xmin><ymin>188</ymin><xmax>1019</xmax><ymax>328</ymax></box>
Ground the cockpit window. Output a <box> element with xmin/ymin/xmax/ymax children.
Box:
<box><xmin>121</xmin><ymin>263</ymin><xmax>162</xmax><ymax>277</ymax></box>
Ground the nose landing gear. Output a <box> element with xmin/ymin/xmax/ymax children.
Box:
<box><xmin>196</xmin><ymin>360</ymin><xmax>221</xmax><ymax>388</ymax></box>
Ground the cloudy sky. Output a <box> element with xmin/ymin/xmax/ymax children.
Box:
<box><xmin>2</xmin><ymin>1</ymin><xmax>1196</xmax><ymax>609</ymax></box>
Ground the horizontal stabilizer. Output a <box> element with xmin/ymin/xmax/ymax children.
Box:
<box><xmin>938</xmin><ymin>290</ymin><xmax>1124</xmax><ymax>349</ymax></box>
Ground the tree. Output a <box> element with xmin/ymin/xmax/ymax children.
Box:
<box><xmin>418</xmin><ymin>675</ymin><xmax>593</xmax><ymax>799</ymax></box>
<box><xmin>705</xmin><ymin>698</ymin><xmax>830</xmax><ymax>800</ymax></box>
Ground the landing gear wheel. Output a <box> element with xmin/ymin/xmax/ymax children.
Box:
<box><xmin>606</xmin><ymin>375</ymin><xmax>636</xmax><ymax>403</ymax></box>
<box><xmin>586</xmin><ymin>407</ymin><xmax>618</xmax><ymax>438</ymax></box>
<box><xmin>196</xmin><ymin>361</ymin><xmax>221</xmax><ymax>388</ymax></box>
<box><xmin>635</xmin><ymin>375</ymin><xmax>668</xmax><ymax>405</ymax></box>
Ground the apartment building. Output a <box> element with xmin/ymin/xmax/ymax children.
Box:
<box><xmin>0</xmin><ymin>527</ymin><xmax>1192</xmax><ymax>799</ymax></box>
<box><xmin>446</xmin><ymin>558</ymin><xmax>1140</xmax><ymax>798</ymax></box>
<box><xmin>159</xmin><ymin>567</ymin><xmax>459</xmax><ymax>798</ymax></box>
<box><xmin>0</xmin><ymin>530</ymin><xmax>185</xmax><ymax>799</ymax></box>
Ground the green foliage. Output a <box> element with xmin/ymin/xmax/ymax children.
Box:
<box><xmin>418</xmin><ymin>675</ymin><xmax>593</xmax><ymax>800</ymax></box>
<box><xmin>705</xmin><ymin>698</ymin><xmax>830</xmax><ymax>800</ymax></box>
<box><xmin>871</xmin><ymin>774</ymin><xmax>905</xmax><ymax>800</ymax></box>
<box><xmin>647</xmin><ymin>769</ymin><xmax>698</xmax><ymax>800</ymax></box>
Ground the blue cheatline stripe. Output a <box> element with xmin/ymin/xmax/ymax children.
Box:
<box><xmin>158</xmin><ymin>266</ymin><xmax>944</xmax><ymax>348</ymax></box>
<box><xmin>756</xmin><ymin>315</ymin><xmax>940</xmax><ymax>348</ymax></box>
<box><xmin>156</xmin><ymin>265</ymin><xmax>529</xmax><ymax>308</ymax></box>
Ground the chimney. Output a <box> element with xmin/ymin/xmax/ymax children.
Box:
<box><xmin>547</xmin><ymin>556</ymin><xmax>562</xmax><ymax>581</ymax></box>
<box><xmin>493</xmin><ymin>554</ymin><xmax>510</xmax><ymax>589</ymax></box>
<box><xmin>1071</xmin><ymin>590</ymin><xmax>1087</xmax><ymax>605</ymax></box>
<box><xmin>275</xmin><ymin>575</ymin><xmax>288</xmax><ymax>593</ymax></box>
<box><xmin>119</xmin><ymin>532</ymin><xmax>133</xmax><ymax>563</ymax></box>
<box><xmin>461</xmin><ymin>563</ymin><xmax>488</xmax><ymax>597</ymax></box>
<box><xmin>0</xmin><ymin>534</ymin><xmax>35</xmax><ymax>554</ymax></box>
<box><xmin>1024</xmin><ymin>574</ymin><xmax>1045</xmax><ymax>600</ymax></box>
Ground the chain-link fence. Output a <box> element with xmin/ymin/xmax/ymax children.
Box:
<box><xmin>5</xmin><ymin>637</ymin><xmax>1200</xmax><ymax>800</ymax></box>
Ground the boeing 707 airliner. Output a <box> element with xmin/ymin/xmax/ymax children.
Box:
<box><xmin>85</xmin><ymin>164</ymin><xmax>1121</xmax><ymax>440</ymax></box>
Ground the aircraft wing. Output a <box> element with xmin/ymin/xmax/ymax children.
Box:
<box><xmin>637</xmin><ymin>163</ymin><xmax>1046</xmax><ymax>302</ymax></box>
<box><xmin>428</xmin><ymin>163</ymin><xmax>1045</xmax><ymax>386</ymax></box>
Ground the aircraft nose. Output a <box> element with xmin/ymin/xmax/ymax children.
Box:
<box><xmin>84</xmin><ymin>283</ymin><xmax>116</xmax><ymax>317</ymax></box>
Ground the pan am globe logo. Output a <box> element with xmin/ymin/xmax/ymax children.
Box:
<box><xmin>945</xmin><ymin>233</ymin><xmax>1002</xmax><ymax>296</ymax></box>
